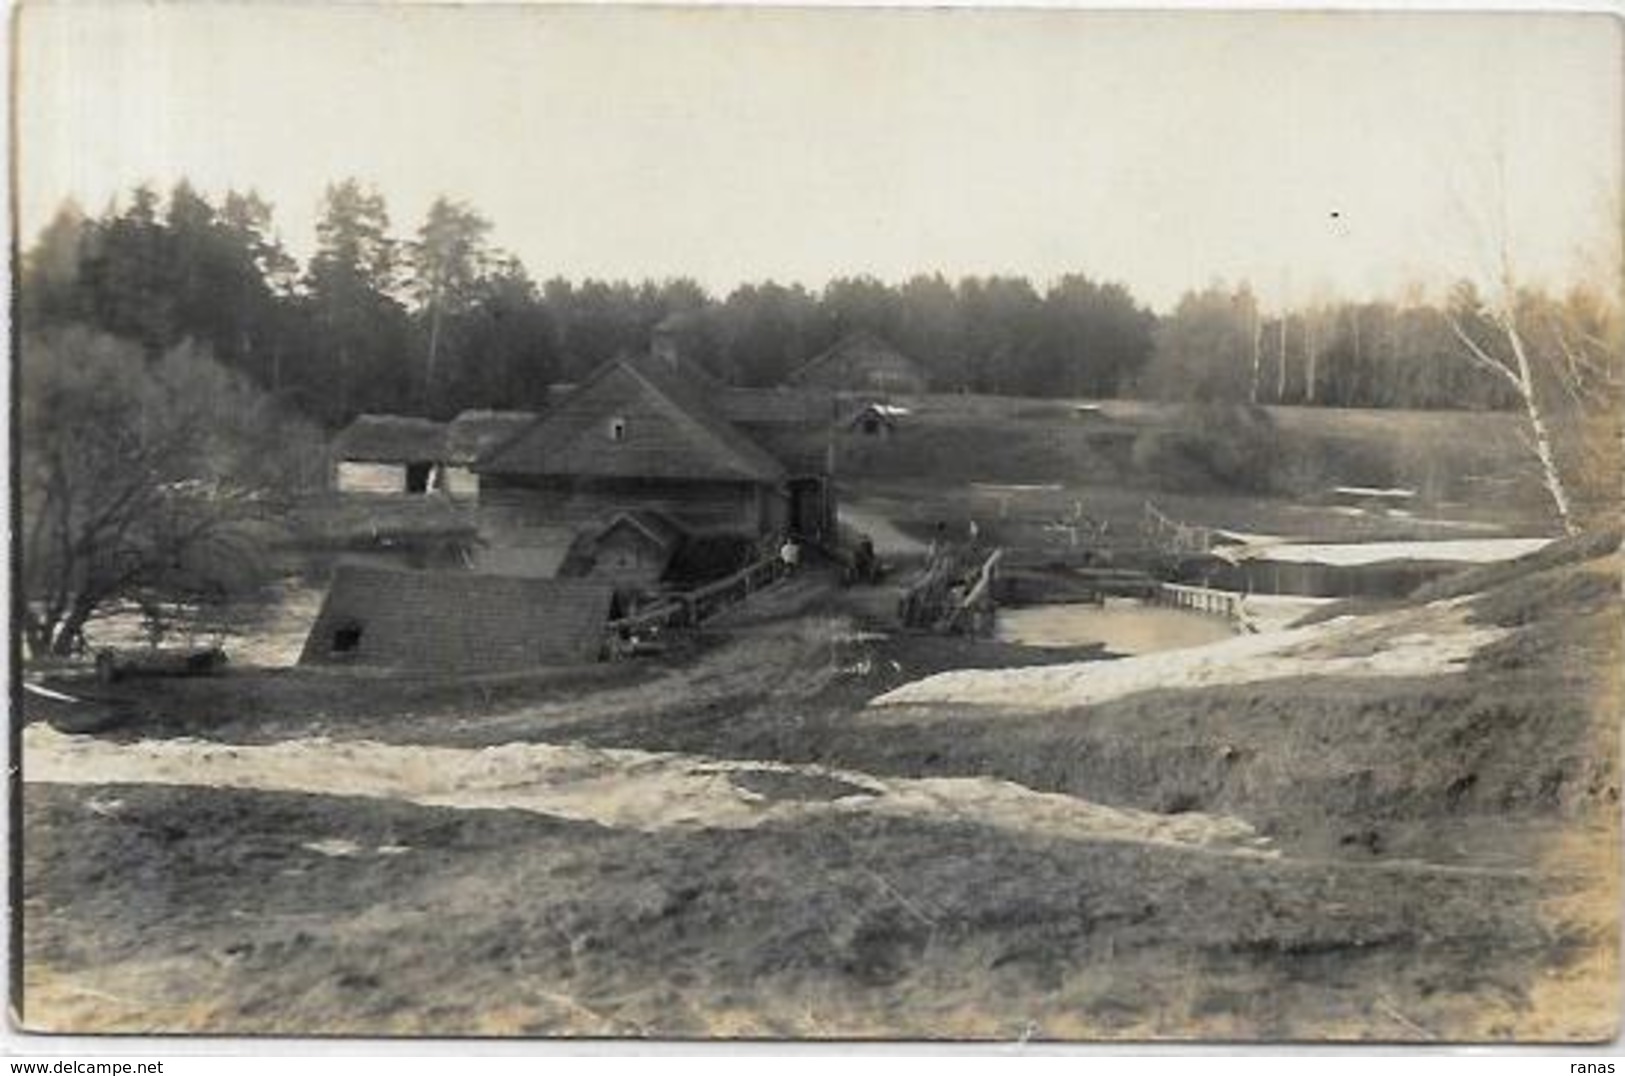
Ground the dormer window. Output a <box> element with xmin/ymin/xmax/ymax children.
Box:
<box><xmin>608</xmin><ymin>417</ymin><xmax>627</xmax><ymax>442</ymax></box>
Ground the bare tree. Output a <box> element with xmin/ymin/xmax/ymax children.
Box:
<box><xmin>19</xmin><ymin>329</ymin><xmax>307</xmax><ymax>658</ymax></box>
<box><xmin>1444</xmin><ymin>265</ymin><xmax>1584</xmax><ymax>535</ymax></box>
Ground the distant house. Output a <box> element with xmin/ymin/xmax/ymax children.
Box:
<box><xmin>475</xmin><ymin>352</ymin><xmax>835</xmax><ymax>548</ymax></box>
<box><xmin>846</xmin><ymin>401</ymin><xmax>910</xmax><ymax>438</ymax></box>
<box><xmin>788</xmin><ymin>331</ymin><xmax>928</xmax><ymax>395</ymax></box>
<box><xmin>299</xmin><ymin>565</ymin><xmax>615</xmax><ymax>673</ymax></box>
<box><xmin>331</xmin><ymin>415</ymin><xmax>449</xmax><ymax>495</ymax></box>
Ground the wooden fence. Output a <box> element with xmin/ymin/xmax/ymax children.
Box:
<box><xmin>1142</xmin><ymin>500</ymin><xmax>1217</xmax><ymax>556</ymax></box>
<box><xmin>605</xmin><ymin>553</ymin><xmax>787</xmax><ymax>640</ymax></box>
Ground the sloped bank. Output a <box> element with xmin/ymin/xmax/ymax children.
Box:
<box><xmin>845</xmin><ymin>529</ymin><xmax>1619</xmax><ymax>863</ymax></box>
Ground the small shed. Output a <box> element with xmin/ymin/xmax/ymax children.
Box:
<box><xmin>559</xmin><ymin>510</ymin><xmax>689</xmax><ymax>587</ymax></box>
<box><xmin>299</xmin><ymin>566</ymin><xmax>614</xmax><ymax>673</ymax></box>
<box><xmin>846</xmin><ymin>402</ymin><xmax>911</xmax><ymax>438</ymax></box>
<box><xmin>332</xmin><ymin>415</ymin><xmax>450</xmax><ymax>495</ymax></box>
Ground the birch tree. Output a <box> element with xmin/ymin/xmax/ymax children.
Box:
<box><xmin>1443</xmin><ymin>268</ymin><xmax>1593</xmax><ymax>535</ymax></box>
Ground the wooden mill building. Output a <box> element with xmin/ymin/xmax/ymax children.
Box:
<box><xmin>475</xmin><ymin>351</ymin><xmax>837</xmax><ymax>554</ymax></box>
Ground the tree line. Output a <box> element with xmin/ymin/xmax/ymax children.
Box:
<box><xmin>21</xmin><ymin>181</ymin><xmax>1160</xmax><ymax>425</ymax></box>
<box><xmin>17</xmin><ymin>181</ymin><xmax>1619</xmax><ymax>656</ymax></box>
<box><xmin>32</xmin><ymin>180</ymin><xmax>1602</xmax><ymax>428</ymax></box>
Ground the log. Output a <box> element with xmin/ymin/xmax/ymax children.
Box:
<box><xmin>96</xmin><ymin>646</ymin><xmax>229</xmax><ymax>683</ymax></box>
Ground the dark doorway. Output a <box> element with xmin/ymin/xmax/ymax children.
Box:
<box><xmin>405</xmin><ymin>462</ymin><xmax>433</xmax><ymax>493</ymax></box>
<box><xmin>788</xmin><ymin>478</ymin><xmax>830</xmax><ymax>544</ymax></box>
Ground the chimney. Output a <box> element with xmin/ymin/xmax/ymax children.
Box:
<box><xmin>650</xmin><ymin>312</ymin><xmax>692</xmax><ymax>372</ymax></box>
<box><xmin>651</xmin><ymin>325</ymin><xmax>680</xmax><ymax>371</ymax></box>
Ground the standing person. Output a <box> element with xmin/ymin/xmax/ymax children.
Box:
<box><xmin>779</xmin><ymin>533</ymin><xmax>801</xmax><ymax>575</ymax></box>
<box><xmin>854</xmin><ymin>534</ymin><xmax>877</xmax><ymax>584</ymax></box>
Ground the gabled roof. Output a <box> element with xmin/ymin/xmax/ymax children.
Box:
<box><xmin>846</xmin><ymin>403</ymin><xmax>907</xmax><ymax>431</ymax></box>
<box><xmin>599</xmin><ymin>509</ymin><xmax>688</xmax><ymax>553</ymax></box>
<box><xmin>299</xmin><ymin>566</ymin><xmax>612</xmax><ymax>673</ymax></box>
<box><xmin>559</xmin><ymin>510</ymin><xmax>689</xmax><ymax>579</ymax></box>
<box><xmin>788</xmin><ymin>331</ymin><xmax>927</xmax><ymax>390</ymax></box>
<box><xmin>475</xmin><ymin>354</ymin><xmax>787</xmax><ymax>484</ymax></box>
<box><xmin>446</xmin><ymin>410</ymin><xmax>540</xmax><ymax>465</ymax></box>
<box><xmin>333</xmin><ymin>415</ymin><xmax>448</xmax><ymax>463</ymax></box>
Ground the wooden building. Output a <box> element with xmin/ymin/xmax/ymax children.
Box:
<box><xmin>331</xmin><ymin>415</ymin><xmax>450</xmax><ymax>495</ymax></box>
<box><xmin>788</xmin><ymin>331</ymin><xmax>928</xmax><ymax>394</ymax></box>
<box><xmin>475</xmin><ymin>353</ymin><xmax>836</xmax><ymax>550</ymax></box>
<box><xmin>558</xmin><ymin>510</ymin><xmax>689</xmax><ymax>587</ymax></box>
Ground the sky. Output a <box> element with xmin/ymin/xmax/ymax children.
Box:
<box><xmin>14</xmin><ymin>3</ymin><xmax>1622</xmax><ymax>312</ymax></box>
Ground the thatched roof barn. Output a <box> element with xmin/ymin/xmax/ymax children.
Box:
<box><xmin>332</xmin><ymin>415</ymin><xmax>449</xmax><ymax>464</ymax></box>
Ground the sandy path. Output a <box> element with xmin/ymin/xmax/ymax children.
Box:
<box><xmin>873</xmin><ymin>598</ymin><xmax>1507</xmax><ymax>711</ymax></box>
<box><xmin>23</xmin><ymin>723</ymin><xmax>1271</xmax><ymax>857</ymax></box>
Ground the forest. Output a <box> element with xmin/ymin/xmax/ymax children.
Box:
<box><xmin>19</xmin><ymin>179</ymin><xmax>1572</xmax><ymax>428</ymax></box>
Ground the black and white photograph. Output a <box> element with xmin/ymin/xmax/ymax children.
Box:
<box><xmin>9</xmin><ymin>1</ymin><xmax>1623</xmax><ymax>1042</ymax></box>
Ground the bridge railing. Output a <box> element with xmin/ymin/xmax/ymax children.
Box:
<box><xmin>604</xmin><ymin>552</ymin><xmax>787</xmax><ymax>640</ymax></box>
<box><xmin>1155</xmin><ymin>581</ymin><xmax>1257</xmax><ymax>631</ymax></box>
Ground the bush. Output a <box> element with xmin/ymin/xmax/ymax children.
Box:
<box><xmin>1130</xmin><ymin>403</ymin><xmax>1277</xmax><ymax>493</ymax></box>
<box><xmin>1270</xmin><ymin>432</ymin><xmax>1401</xmax><ymax>499</ymax></box>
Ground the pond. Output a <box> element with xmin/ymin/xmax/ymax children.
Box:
<box><xmin>80</xmin><ymin>582</ymin><xmax>325</xmax><ymax>668</ymax></box>
<box><xmin>995</xmin><ymin>598</ymin><xmax>1235</xmax><ymax>655</ymax></box>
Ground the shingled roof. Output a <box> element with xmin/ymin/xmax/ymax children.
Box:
<box><xmin>332</xmin><ymin>415</ymin><xmax>449</xmax><ymax>464</ymax></box>
<box><xmin>475</xmin><ymin>354</ymin><xmax>787</xmax><ymax>483</ymax></box>
<box><xmin>299</xmin><ymin>566</ymin><xmax>613</xmax><ymax>673</ymax></box>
